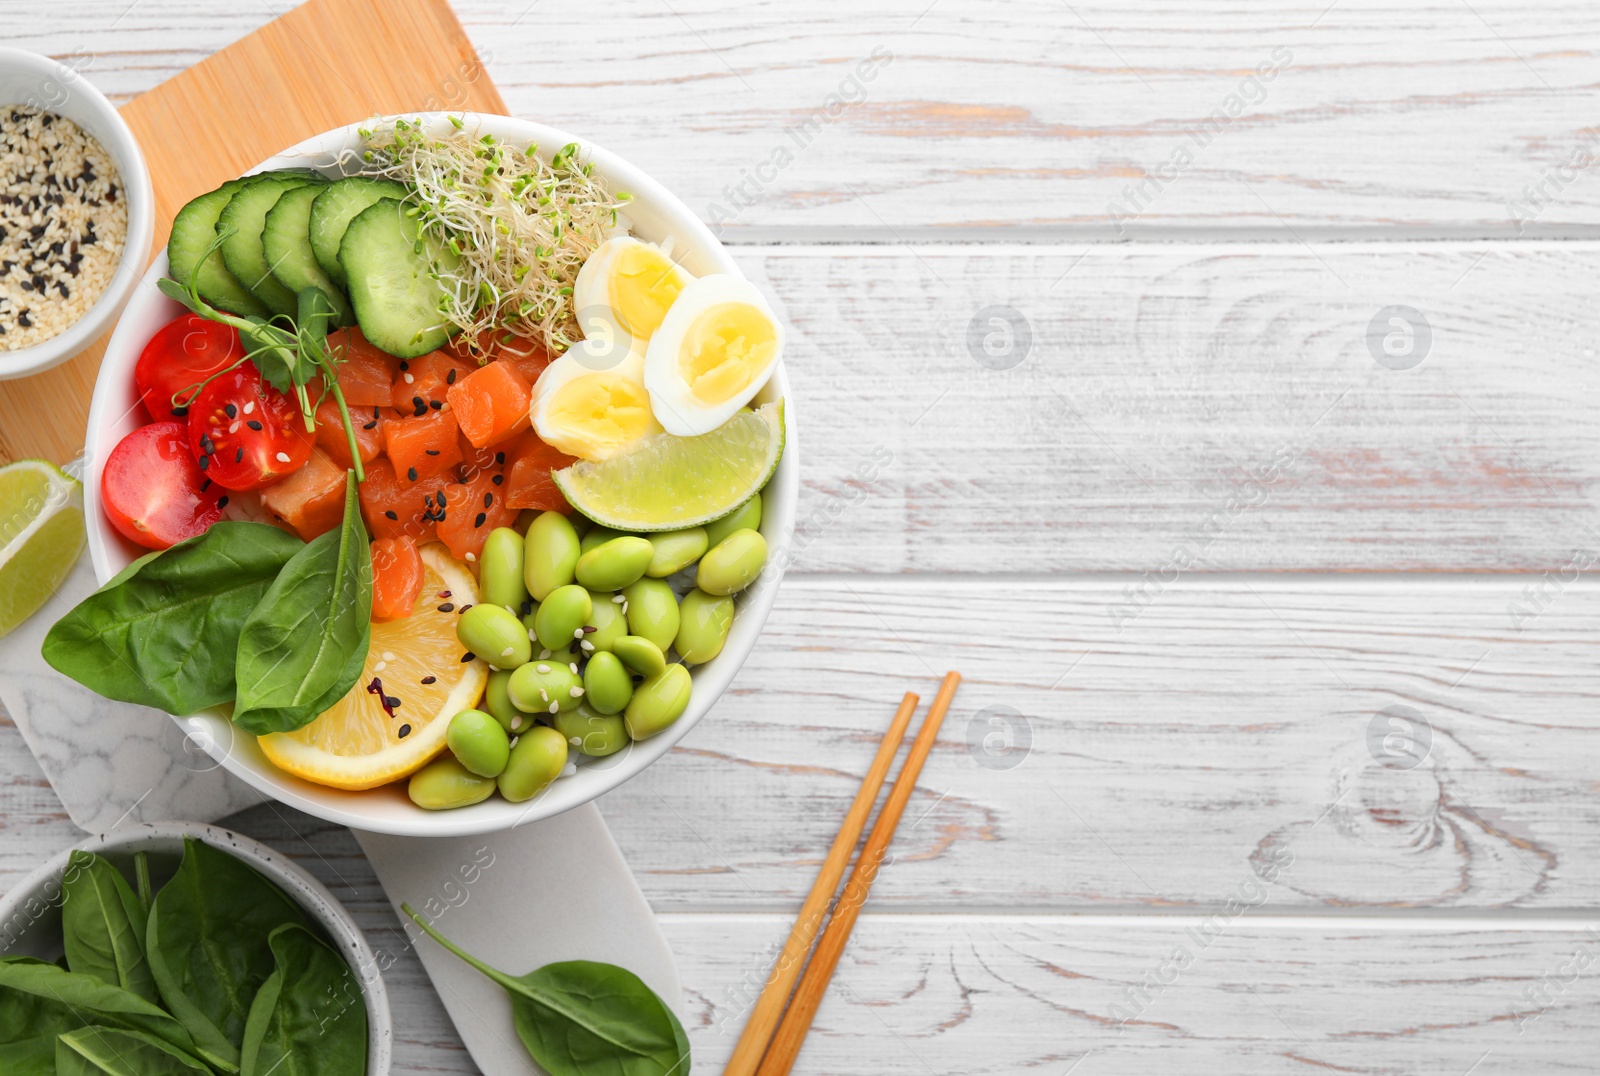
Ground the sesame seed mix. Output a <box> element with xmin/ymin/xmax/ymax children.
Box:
<box><xmin>0</xmin><ymin>107</ymin><xmax>126</xmax><ymax>349</ymax></box>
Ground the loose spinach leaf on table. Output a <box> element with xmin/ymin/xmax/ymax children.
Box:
<box><xmin>0</xmin><ymin>957</ymin><xmax>219</xmax><ymax>1071</ymax></box>
<box><xmin>61</xmin><ymin>851</ymin><xmax>159</xmax><ymax>1005</ymax></box>
<box><xmin>239</xmin><ymin>924</ymin><xmax>367</xmax><ymax>1076</ymax></box>
<box><xmin>233</xmin><ymin>471</ymin><xmax>371</xmax><ymax>735</ymax></box>
<box><xmin>56</xmin><ymin>1025</ymin><xmax>214</xmax><ymax>1076</ymax></box>
<box><xmin>42</xmin><ymin>522</ymin><xmax>305</xmax><ymax>714</ymax></box>
<box><xmin>403</xmin><ymin>903</ymin><xmax>691</xmax><ymax>1076</ymax></box>
<box><xmin>146</xmin><ymin>837</ymin><xmax>314</xmax><ymax>1072</ymax></box>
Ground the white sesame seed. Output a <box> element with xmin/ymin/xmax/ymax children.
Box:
<box><xmin>511</xmin><ymin>716</ymin><xmax>523</xmax><ymax>730</ymax></box>
<box><xmin>228</xmin><ymin>421</ymin><xmax>240</xmax><ymax>434</ymax></box>
<box><xmin>569</xmin><ymin>736</ymin><xmax>582</xmax><ymax>747</ymax></box>
<box><xmin>611</xmin><ymin>594</ymin><xmax>625</xmax><ymax>603</ymax></box>
<box><xmin>403</xmin><ymin>372</ymin><xmax>415</xmax><ymax>384</ymax></box>
<box><xmin>536</xmin><ymin>663</ymin><xmax>550</xmax><ymax>673</ymax></box>
<box><xmin>501</xmin><ymin>646</ymin><xmax>514</xmax><ymax>657</ymax></box>
<box><xmin>539</xmin><ymin>648</ymin><xmax>551</xmax><ymax>659</ymax></box>
<box><xmin>573</xmin><ymin>628</ymin><xmax>583</xmax><ymax>639</ymax></box>
<box><xmin>373</xmin><ymin>661</ymin><xmax>387</xmax><ymax>672</ymax></box>
<box><xmin>568</xmin><ymin>662</ymin><xmax>578</xmax><ymax>674</ymax></box>
<box><xmin>528</xmin><ymin>628</ymin><xmax>538</xmax><ymax>641</ymax></box>
<box><xmin>539</xmin><ymin>688</ymin><xmax>549</xmax><ymax>701</ymax></box>
<box><xmin>275</xmin><ymin>452</ymin><xmax>291</xmax><ymax>463</ymax></box>
<box><xmin>382</xmin><ymin>652</ymin><xmax>396</xmax><ymax>661</ymax></box>
<box><xmin>243</xmin><ymin>401</ymin><xmax>255</xmax><ymax>415</ymax></box>
<box><xmin>465</xmin><ymin>552</ymin><xmax>476</xmax><ymax>562</ymax></box>
<box><xmin>580</xmin><ymin>640</ymin><xmax>594</xmax><ymax>652</ymax></box>
<box><xmin>569</xmin><ymin>686</ymin><xmax>584</xmax><ymax>698</ymax></box>
<box><xmin>548</xmin><ymin>702</ymin><xmax>558</xmax><ymax>714</ymax></box>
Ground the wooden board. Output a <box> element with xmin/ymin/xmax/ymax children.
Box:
<box><xmin>0</xmin><ymin>0</ymin><xmax>505</xmax><ymax>467</ymax></box>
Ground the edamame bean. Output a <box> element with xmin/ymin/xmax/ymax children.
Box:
<box><xmin>507</xmin><ymin>658</ymin><xmax>585</xmax><ymax>714</ymax></box>
<box><xmin>498</xmin><ymin>725</ymin><xmax>569</xmax><ymax>803</ymax></box>
<box><xmin>523</xmin><ymin>511</ymin><xmax>580</xmax><ymax>601</ymax></box>
<box><xmin>645</xmin><ymin>527</ymin><xmax>708</xmax><ymax>578</ymax></box>
<box><xmin>583</xmin><ymin>651</ymin><xmax>634</xmax><ymax>715</ymax></box>
<box><xmin>697</xmin><ymin>529</ymin><xmax>767</xmax><ymax>596</ymax></box>
<box><xmin>533</xmin><ymin>584</ymin><xmax>593</xmax><ymax>651</ymax></box>
<box><xmin>612</xmin><ymin>635</ymin><xmax>667</xmax><ymax>678</ymax></box>
<box><xmin>622</xmin><ymin>578</ymin><xmax>680</xmax><ymax>652</ymax></box>
<box><xmin>553</xmin><ymin>704</ymin><xmax>629</xmax><ymax>757</ymax></box>
<box><xmin>479</xmin><ymin>527</ymin><xmax>529</xmax><ymax>611</ymax></box>
<box><xmin>675</xmin><ymin>589</ymin><xmax>735</xmax><ymax>665</ymax></box>
<box><xmin>624</xmin><ymin>663</ymin><xmax>692</xmax><ymax>740</ymax></box>
<box><xmin>576</xmin><ymin>536</ymin><xmax>654</xmax><ymax>591</ymax></box>
<box><xmin>457</xmin><ymin>604</ymin><xmax>532</xmax><ymax>669</ymax></box>
<box><xmin>580</xmin><ymin>526</ymin><xmax>626</xmax><ymax>554</ymax></box>
<box><xmin>446</xmin><ymin>709</ymin><xmax>511</xmax><ymax>777</ymax></box>
<box><xmin>484</xmin><ymin>670</ymin><xmax>536</xmax><ymax>734</ymax></box>
<box><xmin>704</xmin><ymin>493</ymin><xmax>762</xmax><ymax>548</ymax></box>
<box><xmin>584</xmin><ymin>590</ymin><xmax>627</xmax><ymax>654</ymax></box>
<box><xmin>409</xmin><ymin>756</ymin><xmax>496</xmax><ymax>810</ymax></box>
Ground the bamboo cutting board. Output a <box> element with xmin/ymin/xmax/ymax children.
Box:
<box><xmin>0</xmin><ymin>0</ymin><xmax>505</xmax><ymax>466</ymax></box>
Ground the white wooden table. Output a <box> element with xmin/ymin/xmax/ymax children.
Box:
<box><xmin>8</xmin><ymin>1</ymin><xmax>1600</xmax><ymax>1071</ymax></box>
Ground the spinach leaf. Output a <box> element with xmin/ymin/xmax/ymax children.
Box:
<box><xmin>239</xmin><ymin>924</ymin><xmax>367</xmax><ymax>1076</ymax></box>
<box><xmin>42</xmin><ymin>522</ymin><xmax>304</xmax><ymax>714</ymax></box>
<box><xmin>56</xmin><ymin>1026</ymin><xmax>214</xmax><ymax>1076</ymax></box>
<box><xmin>403</xmin><ymin>904</ymin><xmax>690</xmax><ymax>1076</ymax></box>
<box><xmin>146</xmin><ymin>837</ymin><xmax>313</xmax><ymax>1071</ymax></box>
<box><xmin>233</xmin><ymin>471</ymin><xmax>370</xmax><ymax>734</ymax></box>
<box><xmin>61</xmin><ymin>851</ymin><xmax>159</xmax><ymax>1005</ymax></box>
<box><xmin>0</xmin><ymin>958</ymin><xmax>220</xmax><ymax>1071</ymax></box>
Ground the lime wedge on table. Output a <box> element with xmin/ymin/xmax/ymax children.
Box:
<box><xmin>554</xmin><ymin>401</ymin><xmax>784</xmax><ymax>531</ymax></box>
<box><xmin>0</xmin><ymin>459</ymin><xmax>85</xmax><ymax>638</ymax></box>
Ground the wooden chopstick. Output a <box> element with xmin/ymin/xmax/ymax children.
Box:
<box><xmin>722</xmin><ymin>691</ymin><xmax>922</xmax><ymax>1076</ymax></box>
<box><xmin>753</xmin><ymin>671</ymin><xmax>962</xmax><ymax>1076</ymax></box>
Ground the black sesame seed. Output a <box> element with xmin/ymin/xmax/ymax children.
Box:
<box><xmin>399</xmin><ymin>360</ymin><xmax>409</xmax><ymax>371</ymax></box>
<box><xmin>247</xmin><ymin>420</ymin><xmax>263</xmax><ymax>431</ymax></box>
<box><xmin>461</xmin><ymin>652</ymin><xmax>476</xmax><ymax>662</ymax></box>
<box><xmin>223</xmin><ymin>403</ymin><xmax>237</xmax><ymax>418</ymax></box>
<box><xmin>425</xmin><ymin>449</ymin><xmax>440</xmax><ymax>456</ymax></box>
<box><xmin>520</xmin><ymin>600</ymin><xmax>533</xmax><ymax>616</ymax></box>
<box><xmin>446</xmin><ymin>368</ymin><xmax>457</xmax><ymax>384</ymax></box>
<box><xmin>407</xmin><ymin>466</ymin><xmax>418</xmax><ymax>481</ymax></box>
<box><xmin>430</xmin><ymin>400</ymin><xmax>443</xmax><ymax>410</ymax></box>
<box><xmin>385</xmin><ymin>510</ymin><xmax>398</xmax><ymax>520</ymax></box>
<box><xmin>459</xmin><ymin>604</ymin><xmax>472</xmax><ymax>613</ymax></box>
<box><xmin>199</xmin><ymin>478</ymin><xmax>211</xmax><ymax>492</ymax></box>
<box><xmin>362</xmin><ymin>420</ymin><xmax>377</xmax><ymax>430</ymax></box>
<box><xmin>200</xmin><ymin>435</ymin><xmax>214</xmax><ymax>454</ymax></box>
<box><xmin>398</xmin><ymin>724</ymin><xmax>412</xmax><ymax>738</ymax></box>
<box><xmin>436</xmin><ymin>490</ymin><xmax>449</xmax><ymax>507</ymax></box>
<box><xmin>437</xmin><ymin>602</ymin><xmax>455</xmax><ymax>612</ymax></box>
<box><xmin>412</xmin><ymin>396</ymin><xmax>425</xmax><ymax>410</ymax></box>
<box><xmin>483</xmin><ymin>492</ymin><xmax>493</xmax><ymax>507</ymax></box>
<box><xmin>474</xmin><ymin>512</ymin><xmax>487</xmax><ymax>527</ymax></box>
<box><xmin>173</xmin><ymin>405</ymin><xmax>189</xmax><ymax>418</ymax></box>
<box><xmin>235</xmin><ymin>447</ymin><xmax>244</xmax><ymax>463</ymax></box>
<box><xmin>494</xmin><ymin>451</ymin><xmax>505</xmax><ymax>465</ymax></box>
<box><xmin>385</xmin><ymin>695</ymin><xmax>401</xmax><ymax>708</ymax></box>
<box><xmin>197</xmin><ymin>454</ymin><xmax>210</xmax><ymax>471</ymax></box>
<box><xmin>217</xmin><ymin>495</ymin><xmax>230</xmax><ymax>509</ymax></box>
<box><xmin>421</xmin><ymin>675</ymin><xmax>437</xmax><ymax>685</ymax></box>
<box><xmin>491</xmin><ymin>474</ymin><xmax>503</xmax><ymax>485</ymax></box>
<box><xmin>414</xmin><ymin>404</ymin><xmax>427</xmax><ymax>417</ymax></box>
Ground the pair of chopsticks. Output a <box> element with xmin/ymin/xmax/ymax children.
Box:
<box><xmin>725</xmin><ymin>671</ymin><xmax>962</xmax><ymax>1076</ymax></box>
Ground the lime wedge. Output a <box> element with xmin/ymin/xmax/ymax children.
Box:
<box><xmin>554</xmin><ymin>401</ymin><xmax>784</xmax><ymax>531</ymax></box>
<box><xmin>0</xmin><ymin>459</ymin><xmax>86</xmax><ymax>638</ymax></box>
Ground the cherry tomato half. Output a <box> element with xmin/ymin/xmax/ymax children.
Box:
<box><xmin>102</xmin><ymin>421</ymin><xmax>225</xmax><ymax>550</ymax></box>
<box><xmin>187</xmin><ymin>362</ymin><xmax>314</xmax><ymax>491</ymax></box>
<box><xmin>134</xmin><ymin>314</ymin><xmax>244</xmax><ymax>421</ymax></box>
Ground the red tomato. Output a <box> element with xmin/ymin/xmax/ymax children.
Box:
<box><xmin>134</xmin><ymin>314</ymin><xmax>244</xmax><ymax>420</ymax></box>
<box><xmin>326</xmin><ymin>326</ymin><xmax>401</xmax><ymax>407</ymax></box>
<box><xmin>188</xmin><ymin>362</ymin><xmax>314</xmax><ymax>491</ymax></box>
<box><xmin>370</xmin><ymin>535</ymin><xmax>424</xmax><ymax>620</ymax></box>
<box><xmin>101</xmin><ymin>421</ymin><xmax>225</xmax><ymax>550</ymax></box>
<box><xmin>436</xmin><ymin>465</ymin><xmax>517</xmax><ymax>562</ymax></box>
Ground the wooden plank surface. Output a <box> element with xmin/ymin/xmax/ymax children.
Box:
<box><xmin>23</xmin><ymin>0</ymin><xmax>1600</xmax><ymax>239</ymax></box>
<box><xmin>8</xmin><ymin>2</ymin><xmax>1600</xmax><ymax>1074</ymax></box>
<box><xmin>0</xmin><ymin>0</ymin><xmax>505</xmax><ymax>466</ymax></box>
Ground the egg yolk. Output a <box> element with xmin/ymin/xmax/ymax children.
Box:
<box><xmin>542</xmin><ymin>372</ymin><xmax>658</xmax><ymax>460</ymax></box>
<box><xmin>678</xmin><ymin>303</ymin><xmax>778</xmax><ymax>405</ymax></box>
<box><xmin>610</xmin><ymin>244</ymin><xmax>685</xmax><ymax>341</ymax></box>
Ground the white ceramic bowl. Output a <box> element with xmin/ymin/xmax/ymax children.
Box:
<box><xmin>0</xmin><ymin>48</ymin><xmax>154</xmax><ymax>379</ymax></box>
<box><xmin>83</xmin><ymin>114</ymin><xmax>797</xmax><ymax>836</ymax></box>
<box><xmin>0</xmin><ymin>821</ymin><xmax>393</xmax><ymax>1073</ymax></box>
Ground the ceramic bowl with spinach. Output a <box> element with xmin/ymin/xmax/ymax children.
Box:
<box><xmin>0</xmin><ymin>821</ymin><xmax>392</xmax><ymax>1074</ymax></box>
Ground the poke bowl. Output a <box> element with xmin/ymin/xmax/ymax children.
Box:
<box><xmin>72</xmin><ymin>113</ymin><xmax>797</xmax><ymax>836</ymax></box>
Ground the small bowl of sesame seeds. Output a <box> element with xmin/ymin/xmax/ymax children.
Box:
<box><xmin>0</xmin><ymin>47</ymin><xmax>153</xmax><ymax>379</ymax></box>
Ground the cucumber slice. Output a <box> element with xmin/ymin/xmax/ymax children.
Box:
<box><xmin>217</xmin><ymin>175</ymin><xmax>321</xmax><ymax>317</ymax></box>
<box><xmin>168</xmin><ymin>180</ymin><xmax>267</xmax><ymax>317</ymax></box>
<box><xmin>309</xmin><ymin>177</ymin><xmax>409</xmax><ymax>289</ymax></box>
<box><xmin>262</xmin><ymin>184</ymin><xmax>354</xmax><ymax>325</ymax></box>
<box><xmin>340</xmin><ymin>199</ymin><xmax>460</xmax><ymax>358</ymax></box>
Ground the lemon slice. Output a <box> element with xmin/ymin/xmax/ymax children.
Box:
<box><xmin>258</xmin><ymin>543</ymin><xmax>487</xmax><ymax>790</ymax></box>
<box><xmin>0</xmin><ymin>459</ymin><xmax>85</xmax><ymax>639</ymax></box>
<box><xmin>554</xmin><ymin>400</ymin><xmax>784</xmax><ymax>531</ymax></box>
